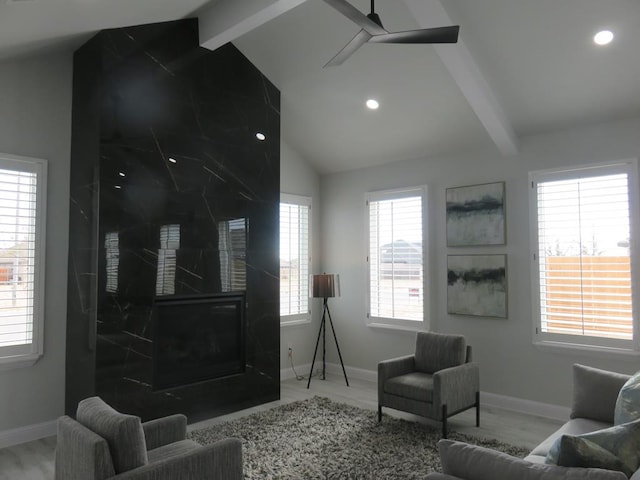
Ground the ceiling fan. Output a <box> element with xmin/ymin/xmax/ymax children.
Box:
<box><xmin>323</xmin><ymin>0</ymin><xmax>459</xmax><ymax>67</ymax></box>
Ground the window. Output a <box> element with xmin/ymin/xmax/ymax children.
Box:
<box><xmin>367</xmin><ymin>186</ymin><xmax>427</xmax><ymax>329</ymax></box>
<box><xmin>280</xmin><ymin>194</ymin><xmax>311</xmax><ymax>325</ymax></box>
<box><xmin>530</xmin><ymin>160</ymin><xmax>640</xmax><ymax>352</ymax></box>
<box><xmin>0</xmin><ymin>153</ymin><xmax>46</xmax><ymax>368</ymax></box>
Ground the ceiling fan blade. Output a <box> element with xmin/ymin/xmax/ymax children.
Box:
<box><xmin>324</xmin><ymin>29</ymin><xmax>372</xmax><ymax>67</ymax></box>
<box><xmin>322</xmin><ymin>0</ymin><xmax>387</xmax><ymax>35</ymax></box>
<box><xmin>369</xmin><ymin>25</ymin><xmax>459</xmax><ymax>44</ymax></box>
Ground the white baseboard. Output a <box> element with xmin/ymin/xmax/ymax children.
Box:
<box><xmin>324</xmin><ymin>362</ymin><xmax>377</xmax><ymax>383</ymax></box>
<box><xmin>0</xmin><ymin>419</ymin><xmax>56</xmax><ymax>449</ymax></box>
<box><xmin>481</xmin><ymin>392</ymin><xmax>570</xmax><ymax>421</ymax></box>
<box><xmin>284</xmin><ymin>362</ymin><xmax>570</xmax><ymax>421</ymax></box>
<box><xmin>281</xmin><ymin>362</ymin><xmax>313</xmax><ymax>381</ymax></box>
<box><xmin>281</xmin><ymin>361</ymin><xmax>377</xmax><ymax>383</ymax></box>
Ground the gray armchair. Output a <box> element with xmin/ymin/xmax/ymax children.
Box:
<box><xmin>378</xmin><ymin>331</ymin><xmax>480</xmax><ymax>438</ymax></box>
<box><xmin>55</xmin><ymin>396</ymin><xmax>242</xmax><ymax>480</ymax></box>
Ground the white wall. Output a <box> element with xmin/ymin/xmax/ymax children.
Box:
<box><xmin>280</xmin><ymin>141</ymin><xmax>322</xmax><ymax>375</ymax></box>
<box><xmin>0</xmin><ymin>52</ymin><xmax>73</xmax><ymax>432</ymax></box>
<box><xmin>319</xmin><ymin>116</ymin><xmax>640</xmax><ymax>408</ymax></box>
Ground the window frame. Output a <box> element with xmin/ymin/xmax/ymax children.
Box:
<box><xmin>529</xmin><ymin>159</ymin><xmax>640</xmax><ymax>354</ymax></box>
<box><xmin>0</xmin><ymin>152</ymin><xmax>47</xmax><ymax>369</ymax></box>
<box><xmin>279</xmin><ymin>193</ymin><xmax>312</xmax><ymax>327</ymax></box>
<box><xmin>365</xmin><ymin>186</ymin><xmax>429</xmax><ymax>331</ymax></box>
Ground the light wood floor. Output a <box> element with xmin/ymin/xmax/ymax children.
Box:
<box><xmin>0</xmin><ymin>374</ymin><xmax>564</xmax><ymax>480</ymax></box>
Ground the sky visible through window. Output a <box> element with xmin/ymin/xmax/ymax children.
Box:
<box><xmin>537</xmin><ymin>174</ymin><xmax>630</xmax><ymax>257</ymax></box>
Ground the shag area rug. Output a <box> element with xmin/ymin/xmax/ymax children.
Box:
<box><xmin>189</xmin><ymin>396</ymin><xmax>529</xmax><ymax>479</ymax></box>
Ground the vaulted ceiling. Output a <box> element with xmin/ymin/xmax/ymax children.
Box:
<box><xmin>1</xmin><ymin>0</ymin><xmax>639</xmax><ymax>174</ymax></box>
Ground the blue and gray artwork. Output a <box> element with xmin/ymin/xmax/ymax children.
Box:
<box><xmin>446</xmin><ymin>182</ymin><xmax>505</xmax><ymax>246</ymax></box>
<box><xmin>447</xmin><ymin>255</ymin><xmax>507</xmax><ymax>317</ymax></box>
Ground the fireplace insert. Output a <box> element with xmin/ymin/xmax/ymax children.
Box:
<box><xmin>152</xmin><ymin>293</ymin><xmax>245</xmax><ymax>390</ymax></box>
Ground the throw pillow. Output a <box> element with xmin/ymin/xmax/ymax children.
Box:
<box><xmin>615</xmin><ymin>370</ymin><xmax>640</xmax><ymax>425</ymax></box>
<box><xmin>76</xmin><ymin>396</ymin><xmax>148</xmax><ymax>473</ymax></box>
<box><xmin>546</xmin><ymin>418</ymin><xmax>640</xmax><ymax>477</ymax></box>
<box><xmin>547</xmin><ymin>435</ymin><xmax>633</xmax><ymax>477</ymax></box>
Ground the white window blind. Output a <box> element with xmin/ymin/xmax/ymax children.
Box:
<box><xmin>280</xmin><ymin>194</ymin><xmax>310</xmax><ymax>322</ymax></box>
<box><xmin>531</xmin><ymin>161</ymin><xmax>638</xmax><ymax>348</ymax></box>
<box><xmin>367</xmin><ymin>187</ymin><xmax>426</xmax><ymax>326</ymax></box>
<box><xmin>0</xmin><ymin>153</ymin><xmax>46</xmax><ymax>366</ymax></box>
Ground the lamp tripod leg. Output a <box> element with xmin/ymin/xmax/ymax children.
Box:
<box><xmin>307</xmin><ymin>307</ymin><xmax>326</xmax><ymax>389</ymax></box>
<box><xmin>322</xmin><ymin>299</ymin><xmax>326</xmax><ymax>380</ymax></box>
<box><xmin>325</xmin><ymin>302</ymin><xmax>349</xmax><ymax>387</ymax></box>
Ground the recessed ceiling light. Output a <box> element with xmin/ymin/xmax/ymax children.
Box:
<box><xmin>118</xmin><ymin>171</ymin><xmax>126</xmax><ymax>177</ymax></box>
<box><xmin>168</xmin><ymin>157</ymin><xmax>177</xmax><ymax>164</ymax></box>
<box><xmin>594</xmin><ymin>30</ymin><xmax>614</xmax><ymax>45</ymax></box>
<box><xmin>114</xmin><ymin>185</ymin><xmax>122</xmax><ymax>189</ymax></box>
<box><xmin>366</xmin><ymin>99</ymin><xmax>379</xmax><ymax>110</ymax></box>
<box><xmin>256</xmin><ymin>132</ymin><xmax>266</xmax><ymax>141</ymax></box>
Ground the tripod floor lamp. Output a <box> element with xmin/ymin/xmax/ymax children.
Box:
<box><xmin>307</xmin><ymin>273</ymin><xmax>349</xmax><ymax>388</ymax></box>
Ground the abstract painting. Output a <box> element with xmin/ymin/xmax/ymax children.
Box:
<box><xmin>447</xmin><ymin>254</ymin><xmax>507</xmax><ymax>318</ymax></box>
<box><xmin>446</xmin><ymin>182</ymin><xmax>505</xmax><ymax>246</ymax></box>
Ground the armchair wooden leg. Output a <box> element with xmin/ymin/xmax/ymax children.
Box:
<box><xmin>378</xmin><ymin>405</ymin><xmax>382</xmax><ymax>422</ymax></box>
<box><xmin>442</xmin><ymin>404</ymin><xmax>448</xmax><ymax>439</ymax></box>
<box><xmin>476</xmin><ymin>391</ymin><xmax>480</xmax><ymax>427</ymax></box>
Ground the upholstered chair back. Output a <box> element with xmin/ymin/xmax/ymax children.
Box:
<box><xmin>414</xmin><ymin>332</ymin><xmax>467</xmax><ymax>374</ymax></box>
<box><xmin>75</xmin><ymin>397</ymin><xmax>148</xmax><ymax>474</ymax></box>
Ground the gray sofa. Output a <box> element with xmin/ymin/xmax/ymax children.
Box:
<box><xmin>426</xmin><ymin>364</ymin><xmax>636</xmax><ymax>480</ymax></box>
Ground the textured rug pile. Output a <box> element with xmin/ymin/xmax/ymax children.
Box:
<box><xmin>189</xmin><ymin>396</ymin><xmax>528</xmax><ymax>479</ymax></box>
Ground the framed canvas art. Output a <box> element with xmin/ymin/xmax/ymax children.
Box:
<box><xmin>447</xmin><ymin>254</ymin><xmax>507</xmax><ymax>318</ymax></box>
<box><xmin>446</xmin><ymin>181</ymin><xmax>505</xmax><ymax>246</ymax></box>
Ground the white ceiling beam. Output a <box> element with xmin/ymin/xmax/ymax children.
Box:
<box><xmin>403</xmin><ymin>0</ymin><xmax>519</xmax><ymax>155</ymax></box>
<box><xmin>199</xmin><ymin>0</ymin><xmax>309</xmax><ymax>52</ymax></box>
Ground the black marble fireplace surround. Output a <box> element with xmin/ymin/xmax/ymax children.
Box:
<box><xmin>65</xmin><ymin>19</ymin><xmax>280</xmax><ymax>422</ymax></box>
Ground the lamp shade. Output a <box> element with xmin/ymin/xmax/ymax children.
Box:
<box><xmin>310</xmin><ymin>274</ymin><xmax>340</xmax><ymax>298</ymax></box>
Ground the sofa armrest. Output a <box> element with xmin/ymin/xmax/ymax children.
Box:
<box><xmin>433</xmin><ymin>362</ymin><xmax>479</xmax><ymax>413</ymax></box>
<box><xmin>112</xmin><ymin>438</ymin><xmax>242</xmax><ymax>480</ymax></box>
<box><xmin>378</xmin><ymin>355</ymin><xmax>415</xmax><ymax>402</ymax></box>
<box><xmin>142</xmin><ymin>414</ymin><xmax>187</xmax><ymax>450</ymax></box>
<box><xmin>437</xmin><ymin>439</ymin><xmax>627</xmax><ymax>480</ymax></box>
<box><xmin>571</xmin><ymin>364</ymin><xmax>630</xmax><ymax>423</ymax></box>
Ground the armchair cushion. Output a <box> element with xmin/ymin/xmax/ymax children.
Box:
<box><xmin>384</xmin><ymin>372</ymin><xmax>434</xmax><ymax>402</ymax></box>
<box><xmin>415</xmin><ymin>332</ymin><xmax>466</xmax><ymax>374</ymax></box>
<box><xmin>112</xmin><ymin>438</ymin><xmax>243</xmax><ymax>480</ymax></box>
<box><xmin>76</xmin><ymin>396</ymin><xmax>148</xmax><ymax>474</ymax></box>
<box><xmin>571</xmin><ymin>364</ymin><xmax>630</xmax><ymax>423</ymax></box>
<box><xmin>147</xmin><ymin>439</ymin><xmax>202</xmax><ymax>464</ymax></box>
